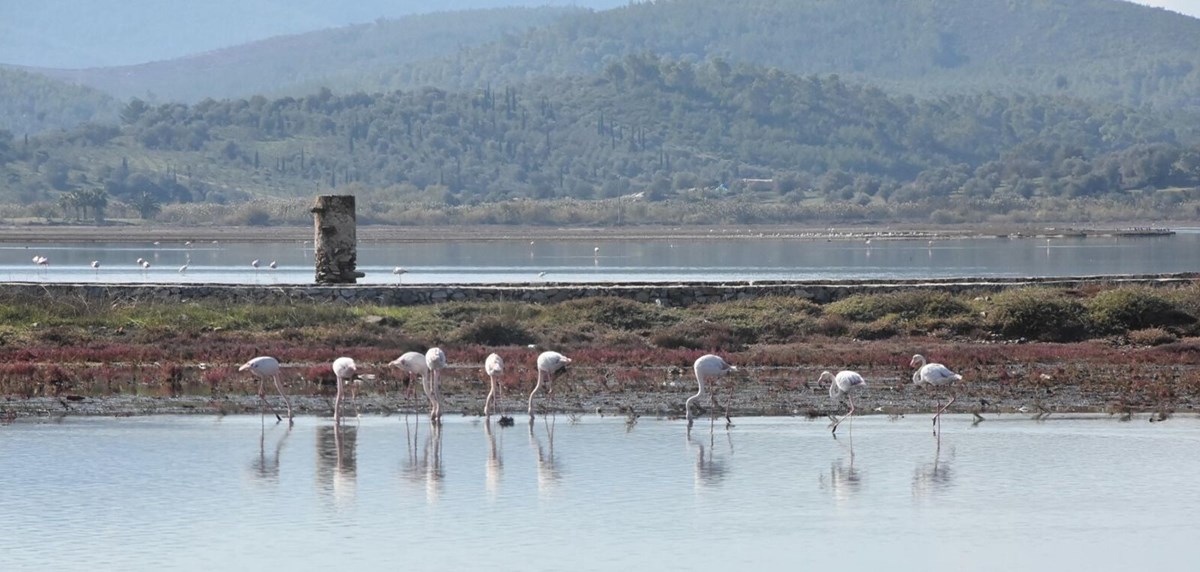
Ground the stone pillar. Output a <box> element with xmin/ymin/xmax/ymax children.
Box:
<box><xmin>311</xmin><ymin>195</ymin><xmax>366</xmax><ymax>284</ymax></box>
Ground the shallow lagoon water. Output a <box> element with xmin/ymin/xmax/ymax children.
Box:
<box><xmin>1</xmin><ymin>232</ymin><xmax>1196</xmax><ymax>283</ymax></box>
<box><xmin>2</xmin><ymin>414</ymin><xmax>1197</xmax><ymax>570</ymax></box>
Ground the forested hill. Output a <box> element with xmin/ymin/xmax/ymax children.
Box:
<box><xmin>19</xmin><ymin>7</ymin><xmax>589</xmax><ymax>103</ymax></box>
<box><xmin>387</xmin><ymin>0</ymin><xmax>1200</xmax><ymax>111</ymax></box>
<box><xmin>4</xmin><ymin>58</ymin><xmax>1199</xmax><ymax>225</ymax></box>
<box><xmin>0</xmin><ymin>68</ymin><xmax>120</xmax><ymax>134</ymax></box>
<box><xmin>19</xmin><ymin>0</ymin><xmax>1200</xmax><ymax>112</ymax></box>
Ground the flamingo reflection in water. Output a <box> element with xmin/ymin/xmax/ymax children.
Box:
<box><xmin>250</xmin><ymin>416</ymin><xmax>292</xmax><ymax>482</ymax></box>
<box><xmin>528</xmin><ymin>414</ymin><xmax>562</xmax><ymax>496</ymax></box>
<box><xmin>401</xmin><ymin>416</ymin><xmax>444</xmax><ymax>504</ymax></box>
<box><xmin>316</xmin><ymin>424</ymin><xmax>357</xmax><ymax>505</ymax></box>
<box><xmin>686</xmin><ymin>428</ymin><xmax>732</xmax><ymax>490</ymax></box>
<box><xmin>912</xmin><ymin>440</ymin><xmax>954</xmax><ymax>499</ymax></box>
<box><xmin>484</xmin><ymin>418</ymin><xmax>502</xmax><ymax>499</ymax></box>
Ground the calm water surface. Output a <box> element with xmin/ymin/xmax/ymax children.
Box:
<box><xmin>1</xmin><ymin>414</ymin><xmax>1197</xmax><ymax>570</ymax></box>
<box><xmin>2</xmin><ymin>231</ymin><xmax>1197</xmax><ymax>283</ymax></box>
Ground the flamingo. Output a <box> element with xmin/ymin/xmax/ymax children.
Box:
<box><xmin>389</xmin><ymin>351</ymin><xmax>438</xmax><ymax>419</ymax></box>
<box><xmin>822</xmin><ymin>370</ymin><xmax>867</xmax><ymax>436</ymax></box>
<box><xmin>911</xmin><ymin>354</ymin><xmax>963</xmax><ymax>434</ymax></box>
<box><xmin>484</xmin><ymin>353</ymin><xmax>504</xmax><ymax>416</ymax></box>
<box><xmin>268</xmin><ymin>261</ymin><xmax>277</xmax><ymax>270</ymax></box>
<box><xmin>332</xmin><ymin>357</ymin><xmax>357</xmax><ymax>424</ymax></box>
<box><xmin>425</xmin><ymin>348</ymin><xmax>447</xmax><ymax>422</ymax></box>
<box><xmin>686</xmin><ymin>354</ymin><xmax>737</xmax><ymax>430</ymax></box>
<box><xmin>178</xmin><ymin>264</ymin><xmax>188</xmax><ymax>274</ymax></box>
<box><xmin>141</xmin><ymin>260</ymin><xmax>151</xmax><ymax>271</ymax></box>
<box><xmin>392</xmin><ymin>267</ymin><xmax>408</xmax><ymax>284</ymax></box>
<box><xmin>251</xmin><ymin>259</ymin><xmax>260</xmax><ymax>278</ymax></box>
<box><xmin>528</xmin><ymin>351</ymin><xmax>571</xmax><ymax>420</ymax></box>
<box><xmin>90</xmin><ymin>260</ymin><xmax>99</xmax><ymax>279</ymax></box>
<box><xmin>238</xmin><ymin>356</ymin><xmax>294</xmax><ymax>424</ymax></box>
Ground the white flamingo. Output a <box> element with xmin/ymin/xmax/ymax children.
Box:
<box><xmin>911</xmin><ymin>354</ymin><xmax>963</xmax><ymax>434</ymax></box>
<box><xmin>528</xmin><ymin>351</ymin><xmax>571</xmax><ymax>420</ymax></box>
<box><xmin>392</xmin><ymin>267</ymin><xmax>408</xmax><ymax>284</ymax></box>
<box><xmin>484</xmin><ymin>353</ymin><xmax>504</xmax><ymax>416</ymax></box>
<box><xmin>389</xmin><ymin>351</ymin><xmax>438</xmax><ymax>419</ymax></box>
<box><xmin>425</xmin><ymin>348</ymin><xmax>447</xmax><ymax>422</ymax></box>
<box><xmin>268</xmin><ymin>261</ymin><xmax>277</xmax><ymax>270</ymax></box>
<box><xmin>90</xmin><ymin>260</ymin><xmax>100</xmax><ymax>279</ymax></box>
<box><xmin>238</xmin><ymin>356</ymin><xmax>294</xmax><ymax>424</ymax></box>
<box><xmin>251</xmin><ymin>259</ymin><xmax>260</xmax><ymax>278</ymax></box>
<box><xmin>822</xmin><ymin>370</ymin><xmax>867</xmax><ymax>436</ymax></box>
<box><xmin>332</xmin><ymin>357</ymin><xmax>357</xmax><ymax>424</ymax></box>
<box><xmin>178</xmin><ymin>264</ymin><xmax>188</xmax><ymax>274</ymax></box>
<box><xmin>686</xmin><ymin>354</ymin><xmax>737</xmax><ymax>430</ymax></box>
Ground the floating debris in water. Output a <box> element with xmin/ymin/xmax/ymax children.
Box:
<box><xmin>498</xmin><ymin>416</ymin><xmax>515</xmax><ymax>427</ymax></box>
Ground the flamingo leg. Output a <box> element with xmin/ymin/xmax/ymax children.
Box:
<box><xmin>422</xmin><ymin>372</ymin><xmax>437</xmax><ymax>422</ymax></box>
<box><xmin>334</xmin><ymin>375</ymin><xmax>344</xmax><ymax>424</ymax></box>
<box><xmin>831</xmin><ymin>394</ymin><xmax>856</xmax><ymax>436</ymax></box>
<box><xmin>432</xmin><ymin>370</ymin><xmax>444</xmax><ymax>423</ymax></box>
<box><xmin>528</xmin><ymin>370</ymin><xmax>544</xmax><ymax>420</ymax></box>
<box><xmin>257</xmin><ymin>377</ymin><xmax>283</xmax><ymax>422</ymax></box>
<box><xmin>272</xmin><ymin>374</ymin><xmax>293</xmax><ymax>425</ymax></box>
<box><xmin>485</xmin><ymin>374</ymin><xmax>496</xmax><ymax>417</ymax></box>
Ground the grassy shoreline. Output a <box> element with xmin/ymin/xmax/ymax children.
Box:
<box><xmin>2</xmin><ymin>284</ymin><xmax>1198</xmax><ymax>421</ymax></box>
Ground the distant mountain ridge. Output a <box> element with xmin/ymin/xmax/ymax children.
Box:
<box><xmin>16</xmin><ymin>7</ymin><xmax>591</xmax><ymax>103</ymax></box>
<box><xmin>0</xmin><ymin>0</ymin><xmax>626</xmax><ymax>68</ymax></box>
<box><xmin>13</xmin><ymin>0</ymin><xmax>1200</xmax><ymax>114</ymax></box>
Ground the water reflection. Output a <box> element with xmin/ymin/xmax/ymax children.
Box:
<box><xmin>686</xmin><ymin>428</ymin><xmax>731</xmax><ymax>490</ymax></box>
<box><xmin>401</xmin><ymin>418</ymin><xmax>444</xmax><ymax>504</ymax></box>
<box><xmin>820</xmin><ymin>449</ymin><xmax>863</xmax><ymax>502</ymax></box>
<box><xmin>484</xmin><ymin>419</ymin><xmax>502</xmax><ymax>500</ymax></box>
<box><xmin>316</xmin><ymin>424</ymin><xmax>357</xmax><ymax>505</ymax></box>
<box><xmin>249</xmin><ymin>415</ymin><xmax>292</xmax><ymax>482</ymax></box>
<box><xmin>912</xmin><ymin>441</ymin><xmax>954</xmax><ymax>498</ymax></box>
<box><xmin>528</xmin><ymin>415</ymin><xmax>562</xmax><ymax>496</ymax></box>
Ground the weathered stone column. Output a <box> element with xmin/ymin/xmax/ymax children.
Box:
<box><xmin>311</xmin><ymin>195</ymin><xmax>366</xmax><ymax>284</ymax></box>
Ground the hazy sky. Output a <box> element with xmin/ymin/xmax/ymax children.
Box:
<box><xmin>1130</xmin><ymin>0</ymin><xmax>1200</xmax><ymax>18</ymax></box>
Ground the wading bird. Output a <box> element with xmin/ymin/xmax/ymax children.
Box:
<box><xmin>910</xmin><ymin>354</ymin><xmax>963</xmax><ymax>434</ymax></box>
<box><xmin>822</xmin><ymin>370</ymin><xmax>867</xmax><ymax>436</ymax></box>
<box><xmin>332</xmin><ymin>357</ymin><xmax>357</xmax><ymax>424</ymax></box>
<box><xmin>484</xmin><ymin>353</ymin><xmax>504</xmax><ymax>416</ymax></box>
<box><xmin>390</xmin><ymin>351</ymin><xmax>436</xmax><ymax>417</ymax></box>
<box><xmin>392</xmin><ymin>267</ymin><xmax>408</xmax><ymax>284</ymax></box>
<box><xmin>251</xmin><ymin>259</ymin><xmax>260</xmax><ymax>278</ymax></box>
<box><xmin>528</xmin><ymin>351</ymin><xmax>571</xmax><ymax>420</ymax></box>
<box><xmin>425</xmin><ymin>348</ymin><xmax>447</xmax><ymax>423</ymax></box>
<box><xmin>686</xmin><ymin>354</ymin><xmax>737</xmax><ymax>430</ymax></box>
<box><xmin>238</xmin><ymin>356</ymin><xmax>294</xmax><ymax>424</ymax></box>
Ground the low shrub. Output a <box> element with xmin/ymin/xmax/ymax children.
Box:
<box><xmin>650</xmin><ymin>320</ymin><xmax>743</xmax><ymax>351</ymax></box>
<box><xmin>827</xmin><ymin>291</ymin><xmax>971</xmax><ymax>322</ymax></box>
<box><xmin>454</xmin><ymin>316</ymin><xmax>538</xmax><ymax>347</ymax></box>
<box><xmin>986</xmin><ymin>288</ymin><xmax>1089</xmax><ymax>342</ymax></box>
<box><xmin>1087</xmin><ymin>288</ymin><xmax>1193</xmax><ymax>334</ymax></box>
<box><xmin>1127</xmin><ymin>327</ymin><xmax>1178</xmax><ymax>346</ymax></box>
<box><xmin>551</xmin><ymin>297</ymin><xmax>672</xmax><ymax>331</ymax></box>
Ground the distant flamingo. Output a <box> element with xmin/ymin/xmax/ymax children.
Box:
<box><xmin>686</xmin><ymin>354</ymin><xmax>737</xmax><ymax>430</ymax></box>
<box><xmin>392</xmin><ymin>267</ymin><xmax>408</xmax><ymax>284</ymax></box>
<box><xmin>910</xmin><ymin>354</ymin><xmax>963</xmax><ymax>434</ymax></box>
<box><xmin>178</xmin><ymin>264</ymin><xmax>188</xmax><ymax>274</ymax></box>
<box><xmin>390</xmin><ymin>351</ymin><xmax>438</xmax><ymax>418</ymax></box>
<box><xmin>238</xmin><ymin>356</ymin><xmax>294</xmax><ymax>424</ymax></box>
<box><xmin>332</xmin><ymin>357</ymin><xmax>357</xmax><ymax>424</ymax></box>
<box><xmin>251</xmin><ymin>259</ymin><xmax>260</xmax><ymax>278</ymax></box>
<box><xmin>822</xmin><ymin>370</ymin><xmax>867</xmax><ymax>436</ymax></box>
<box><xmin>90</xmin><ymin>260</ymin><xmax>99</xmax><ymax>279</ymax></box>
<box><xmin>528</xmin><ymin>351</ymin><xmax>571</xmax><ymax>420</ymax></box>
<box><xmin>426</xmin><ymin>348</ymin><xmax>447</xmax><ymax>423</ymax></box>
<box><xmin>484</xmin><ymin>353</ymin><xmax>504</xmax><ymax>416</ymax></box>
<box><xmin>268</xmin><ymin>261</ymin><xmax>277</xmax><ymax>270</ymax></box>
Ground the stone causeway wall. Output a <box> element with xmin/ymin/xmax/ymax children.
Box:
<box><xmin>3</xmin><ymin>273</ymin><xmax>1196</xmax><ymax>306</ymax></box>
